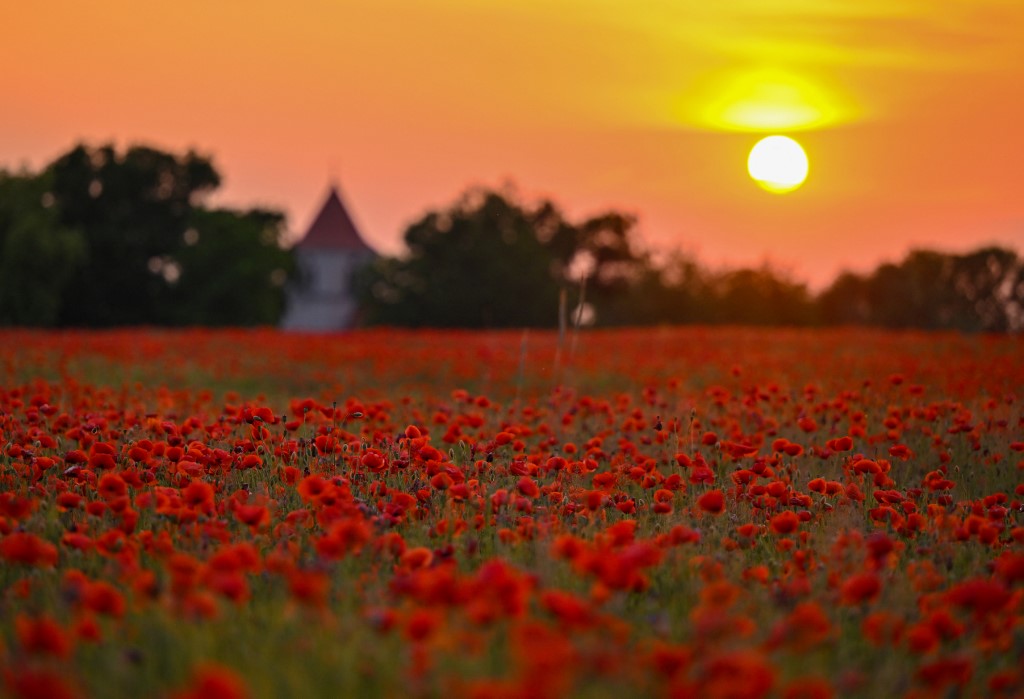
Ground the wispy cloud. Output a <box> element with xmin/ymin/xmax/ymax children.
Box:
<box><xmin>569</xmin><ymin>0</ymin><xmax>1024</xmax><ymax>71</ymax></box>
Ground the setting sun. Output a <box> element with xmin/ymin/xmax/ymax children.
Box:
<box><xmin>747</xmin><ymin>135</ymin><xmax>809</xmax><ymax>194</ymax></box>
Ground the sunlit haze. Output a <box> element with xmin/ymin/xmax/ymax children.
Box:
<box><xmin>3</xmin><ymin>0</ymin><xmax>1023</xmax><ymax>287</ymax></box>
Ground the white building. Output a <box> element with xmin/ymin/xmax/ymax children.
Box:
<box><xmin>281</xmin><ymin>186</ymin><xmax>376</xmax><ymax>331</ymax></box>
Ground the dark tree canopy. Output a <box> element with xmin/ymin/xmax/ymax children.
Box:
<box><xmin>354</xmin><ymin>187</ymin><xmax>648</xmax><ymax>328</ymax></box>
<box><xmin>355</xmin><ymin>186</ymin><xmax>823</xmax><ymax>329</ymax></box>
<box><xmin>0</xmin><ymin>170</ymin><xmax>85</xmax><ymax>326</ymax></box>
<box><xmin>819</xmin><ymin>246</ymin><xmax>1024</xmax><ymax>332</ymax></box>
<box><xmin>3</xmin><ymin>150</ymin><xmax>1019</xmax><ymax>333</ymax></box>
<box><xmin>165</xmin><ymin>208</ymin><xmax>292</xmax><ymax>326</ymax></box>
<box><xmin>354</xmin><ymin>185</ymin><xmax>1022</xmax><ymax>332</ymax></box>
<box><xmin>710</xmin><ymin>266</ymin><xmax>814</xmax><ymax>326</ymax></box>
<box><xmin>0</xmin><ymin>143</ymin><xmax>292</xmax><ymax>327</ymax></box>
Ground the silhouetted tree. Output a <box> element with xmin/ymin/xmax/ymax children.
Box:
<box><xmin>863</xmin><ymin>251</ymin><xmax>955</xmax><ymax>329</ymax></box>
<box><xmin>819</xmin><ymin>246</ymin><xmax>1023</xmax><ymax>332</ymax></box>
<box><xmin>356</xmin><ymin>188</ymin><xmax>561</xmax><ymax>327</ymax></box>
<box><xmin>355</xmin><ymin>187</ymin><xmax>647</xmax><ymax>328</ymax></box>
<box><xmin>600</xmin><ymin>250</ymin><xmax>714</xmax><ymax>325</ymax></box>
<box><xmin>947</xmin><ymin>247</ymin><xmax>1022</xmax><ymax>332</ymax></box>
<box><xmin>166</xmin><ymin>208</ymin><xmax>292</xmax><ymax>326</ymax></box>
<box><xmin>355</xmin><ymin>184</ymin><xmax>1022</xmax><ymax>332</ymax></box>
<box><xmin>863</xmin><ymin>262</ymin><xmax>911</xmax><ymax>328</ymax></box>
<box><xmin>570</xmin><ymin>212</ymin><xmax>651</xmax><ymax>324</ymax></box>
<box><xmin>0</xmin><ymin>171</ymin><xmax>85</xmax><ymax>325</ymax></box>
<box><xmin>49</xmin><ymin>144</ymin><xmax>221</xmax><ymax>325</ymax></box>
<box><xmin>0</xmin><ymin>142</ymin><xmax>292</xmax><ymax>327</ymax></box>
<box><xmin>818</xmin><ymin>271</ymin><xmax>871</xmax><ymax>325</ymax></box>
<box><xmin>711</xmin><ymin>265</ymin><xmax>814</xmax><ymax>326</ymax></box>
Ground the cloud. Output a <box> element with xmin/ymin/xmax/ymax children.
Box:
<box><xmin>571</xmin><ymin>0</ymin><xmax>1024</xmax><ymax>71</ymax></box>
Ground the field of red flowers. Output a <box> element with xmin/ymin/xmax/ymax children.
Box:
<box><xmin>1</xmin><ymin>327</ymin><xmax>1022</xmax><ymax>698</ymax></box>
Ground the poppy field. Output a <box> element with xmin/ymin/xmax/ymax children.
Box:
<box><xmin>1</xmin><ymin>326</ymin><xmax>1022</xmax><ymax>699</ymax></box>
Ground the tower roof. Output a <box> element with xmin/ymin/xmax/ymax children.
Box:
<box><xmin>298</xmin><ymin>186</ymin><xmax>374</xmax><ymax>252</ymax></box>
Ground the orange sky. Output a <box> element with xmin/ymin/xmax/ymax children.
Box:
<box><xmin>3</xmin><ymin>0</ymin><xmax>1023</xmax><ymax>287</ymax></box>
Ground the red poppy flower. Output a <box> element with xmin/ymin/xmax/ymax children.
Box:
<box><xmin>181</xmin><ymin>480</ymin><xmax>214</xmax><ymax>511</ymax></box>
<box><xmin>430</xmin><ymin>472</ymin><xmax>453</xmax><ymax>491</ymax></box>
<box><xmin>97</xmin><ymin>473</ymin><xmax>127</xmax><ymax>500</ymax></box>
<box><xmin>769</xmin><ymin>510</ymin><xmax>800</xmax><ymax>535</ymax></box>
<box><xmin>4</xmin><ymin>668</ymin><xmax>82</xmax><ymax>699</ymax></box>
<box><xmin>287</xmin><ymin>569</ymin><xmax>329</xmax><ymax>608</ymax></box>
<box><xmin>839</xmin><ymin>573</ymin><xmax>881</xmax><ymax>606</ymax></box>
<box><xmin>15</xmin><ymin>614</ymin><xmax>73</xmax><ymax>658</ymax></box>
<box><xmin>541</xmin><ymin>589</ymin><xmax>594</xmax><ymax>628</ymax></box>
<box><xmin>239</xmin><ymin>454</ymin><xmax>262</xmax><ymax>469</ymax></box>
<box><xmin>516</xmin><ymin>477</ymin><xmax>540</xmax><ymax>498</ymax></box>
<box><xmin>698</xmin><ymin>490</ymin><xmax>725</xmax><ymax>515</ymax></box>
<box><xmin>399</xmin><ymin>547</ymin><xmax>434</xmax><ymax>570</ymax></box>
<box><xmin>993</xmin><ymin>552</ymin><xmax>1024</xmax><ymax>584</ymax></box>
<box><xmin>404</xmin><ymin>609</ymin><xmax>440</xmax><ymax>642</ymax></box>
<box><xmin>1</xmin><ymin>532</ymin><xmax>58</xmax><ymax>567</ymax></box>
<box><xmin>852</xmin><ymin>459</ymin><xmax>880</xmax><ymax>475</ymax></box>
<box><xmin>721</xmin><ymin>440</ymin><xmax>758</xmax><ymax>459</ymax></box>
<box><xmin>83</xmin><ymin>581</ymin><xmax>126</xmax><ymax>617</ymax></box>
<box><xmin>905</xmin><ymin>623</ymin><xmax>939</xmax><ymax>654</ymax></box>
<box><xmin>888</xmin><ymin>444</ymin><xmax>913</xmax><ymax>460</ymax></box>
<box><xmin>826</xmin><ymin>436</ymin><xmax>853</xmax><ymax>452</ymax></box>
<box><xmin>781</xmin><ymin>676</ymin><xmax>834</xmax><ymax>699</ymax></box>
<box><xmin>946</xmin><ymin>579</ymin><xmax>1011</xmax><ymax>616</ymax></box>
<box><xmin>297</xmin><ymin>475</ymin><xmax>329</xmax><ymax>502</ymax></box>
<box><xmin>173</xmin><ymin>664</ymin><xmax>249</xmax><ymax>699</ymax></box>
<box><xmin>234</xmin><ymin>505</ymin><xmax>269</xmax><ymax>528</ymax></box>
<box><xmin>360</xmin><ymin>449</ymin><xmax>387</xmax><ymax>472</ymax></box>
<box><xmin>64</xmin><ymin>449</ymin><xmax>89</xmax><ymax>464</ymax></box>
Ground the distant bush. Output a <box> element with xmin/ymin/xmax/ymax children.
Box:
<box><xmin>0</xmin><ymin>143</ymin><xmax>293</xmax><ymax>327</ymax></box>
<box><xmin>356</xmin><ymin>185</ymin><xmax>1023</xmax><ymax>332</ymax></box>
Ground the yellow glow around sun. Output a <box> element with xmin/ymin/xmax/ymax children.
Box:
<box><xmin>680</xmin><ymin>68</ymin><xmax>857</xmax><ymax>132</ymax></box>
<box><xmin>747</xmin><ymin>136</ymin><xmax>809</xmax><ymax>193</ymax></box>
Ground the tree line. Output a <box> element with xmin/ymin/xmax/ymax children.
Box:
<box><xmin>0</xmin><ymin>143</ymin><xmax>291</xmax><ymax>326</ymax></box>
<box><xmin>2</xmin><ymin>143</ymin><xmax>1021</xmax><ymax>331</ymax></box>
<box><xmin>356</xmin><ymin>185</ymin><xmax>1024</xmax><ymax>333</ymax></box>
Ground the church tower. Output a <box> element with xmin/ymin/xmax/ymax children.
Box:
<box><xmin>281</xmin><ymin>186</ymin><xmax>375</xmax><ymax>330</ymax></box>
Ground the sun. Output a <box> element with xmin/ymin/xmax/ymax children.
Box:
<box><xmin>747</xmin><ymin>135</ymin><xmax>809</xmax><ymax>193</ymax></box>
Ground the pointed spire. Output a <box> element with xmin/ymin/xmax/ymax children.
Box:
<box><xmin>298</xmin><ymin>186</ymin><xmax>373</xmax><ymax>252</ymax></box>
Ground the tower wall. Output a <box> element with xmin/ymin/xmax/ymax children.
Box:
<box><xmin>281</xmin><ymin>248</ymin><xmax>374</xmax><ymax>331</ymax></box>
